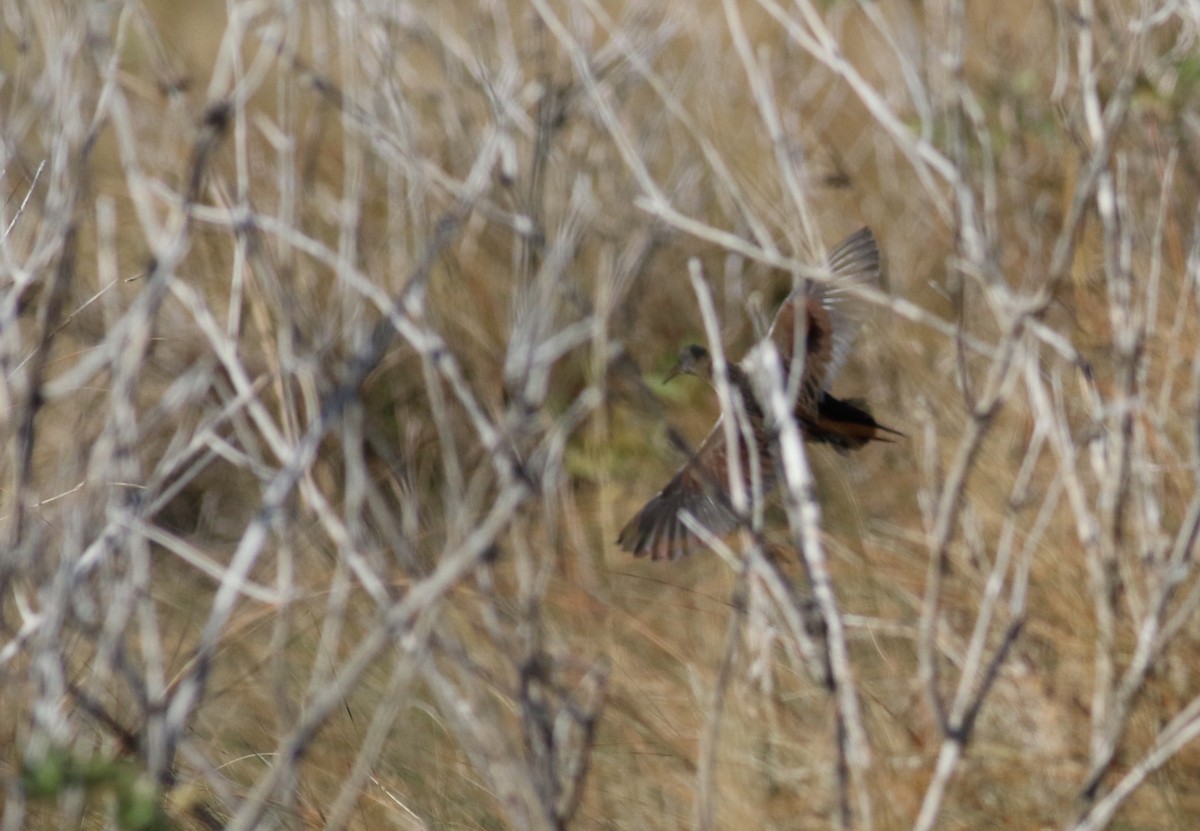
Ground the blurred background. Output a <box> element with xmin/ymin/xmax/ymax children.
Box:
<box><xmin>2</xmin><ymin>0</ymin><xmax>1199</xmax><ymax>828</ymax></box>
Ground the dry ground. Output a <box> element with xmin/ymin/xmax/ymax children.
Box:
<box><xmin>2</xmin><ymin>1</ymin><xmax>1200</xmax><ymax>829</ymax></box>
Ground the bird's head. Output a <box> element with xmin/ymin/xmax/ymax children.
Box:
<box><xmin>665</xmin><ymin>343</ymin><xmax>713</xmax><ymax>384</ymax></box>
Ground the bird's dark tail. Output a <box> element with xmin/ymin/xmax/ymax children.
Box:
<box><xmin>806</xmin><ymin>393</ymin><xmax>903</xmax><ymax>451</ymax></box>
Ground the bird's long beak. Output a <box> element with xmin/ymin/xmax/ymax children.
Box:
<box><xmin>664</xmin><ymin>362</ymin><xmax>683</xmax><ymax>384</ymax></box>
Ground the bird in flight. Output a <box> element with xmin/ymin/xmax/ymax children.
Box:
<box><xmin>617</xmin><ymin>227</ymin><xmax>900</xmax><ymax>561</ymax></box>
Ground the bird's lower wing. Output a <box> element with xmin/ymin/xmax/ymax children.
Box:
<box><xmin>617</xmin><ymin>425</ymin><xmax>748</xmax><ymax>561</ymax></box>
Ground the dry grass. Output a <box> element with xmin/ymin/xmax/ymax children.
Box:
<box><xmin>3</xmin><ymin>0</ymin><xmax>1200</xmax><ymax>828</ymax></box>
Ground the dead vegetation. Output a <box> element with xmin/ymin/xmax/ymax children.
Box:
<box><xmin>2</xmin><ymin>0</ymin><xmax>1200</xmax><ymax>828</ymax></box>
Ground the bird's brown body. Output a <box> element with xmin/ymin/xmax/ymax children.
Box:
<box><xmin>618</xmin><ymin>227</ymin><xmax>899</xmax><ymax>561</ymax></box>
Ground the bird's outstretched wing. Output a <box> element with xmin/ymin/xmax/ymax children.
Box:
<box><xmin>811</xmin><ymin>226</ymin><xmax>882</xmax><ymax>392</ymax></box>
<box><xmin>617</xmin><ymin>418</ymin><xmax>770</xmax><ymax>560</ymax></box>
<box><xmin>762</xmin><ymin>227</ymin><xmax>881</xmax><ymax>409</ymax></box>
